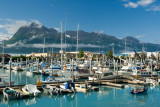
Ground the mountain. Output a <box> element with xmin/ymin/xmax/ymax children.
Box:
<box><xmin>3</xmin><ymin>22</ymin><xmax>159</xmax><ymax>54</ymax></box>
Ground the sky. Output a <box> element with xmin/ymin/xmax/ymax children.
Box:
<box><xmin>0</xmin><ymin>0</ymin><xmax>160</xmax><ymax>43</ymax></box>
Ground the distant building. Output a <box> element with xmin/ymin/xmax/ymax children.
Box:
<box><xmin>27</xmin><ymin>53</ymin><xmax>48</xmax><ymax>57</ymax></box>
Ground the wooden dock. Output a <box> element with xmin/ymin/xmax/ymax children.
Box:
<box><xmin>101</xmin><ymin>82</ymin><xmax>124</xmax><ymax>88</ymax></box>
<box><xmin>0</xmin><ymin>76</ymin><xmax>153</xmax><ymax>95</ymax></box>
<box><xmin>15</xmin><ymin>89</ymin><xmax>30</xmax><ymax>98</ymax></box>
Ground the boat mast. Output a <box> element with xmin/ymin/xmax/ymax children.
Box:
<box><xmin>9</xmin><ymin>60</ymin><xmax>11</xmax><ymax>87</ymax></box>
<box><xmin>65</xmin><ymin>14</ymin><xmax>67</xmax><ymax>54</ymax></box>
<box><xmin>76</xmin><ymin>24</ymin><xmax>79</xmax><ymax>66</ymax></box>
<box><xmin>125</xmin><ymin>37</ymin><xmax>126</xmax><ymax>55</ymax></box>
<box><xmin>125</xmin><ymin>37</ymin><xmax>127</xmax><ymax>61</ymax></box>
<box><xmin>65</xmin><ymin>14</ymin><xmax>67</xmax><ymax>66</ymax></box>
<box><xmin>112</xmin><ymin>43</ymin><xmax>114</xmax><ymax>61</ymax></box>
<box><xmin>2</xmin><ymin>42</ymin><xmax>4</xmax><ymax>68</ymax></box>
<box><xmin>61</xmin><ymin>21</ymin><xmax>63</xmax><ymax>71</ymax></box>
<box><xmin>43</xmin><ymin>37</ymin><xmax>45</xmax><ymax>58</ymax></box>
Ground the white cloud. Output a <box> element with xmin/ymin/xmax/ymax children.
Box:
<box><xmin>0</xmin><ymin>33</ymin><xmax>11</xmax><ymax>41</ymax></box>
<box><xmin>123</xmin><ymin>0</ymin><xmax>156</xmax><ymax>8</ymax></box>
<box><xmin>30</xmin><ymin>19</ymin><xmax>42</xmax><ymax>28</ymax></box>
<box><xmin>98</xmin><ymin>30</ymin><xmax>104</xmax><ymax>35</ymax></box>
<box><xmin>135</xmin><ymin>35</ymin><xmax>145</xmax><ymax>38</ymax></box>
<box><xmin>146</xmin><ymin>5</ymin><xmax>160</xmax><ymax>11</ymax></box>
<box><xmin>138</xmin><ymin>0</ymin><xmax>155</xmax><ymax>6</ymax></box>
<box><xmin>54</xmin><ymin>28</ymin><xmax>60</xmax><ymax>31</ymax></box>
<box><xmin>6</xmin><ymin>41</ymin><xmax>100</xmax><ymax>48</ymax></box>
<box><xmin>0</xmin><ymin>19</ymin><xmax>42</xmax><ymax>41</ymax></box>
<box><xmin>124</xmin><ymin>2</ymin><xmax>138</xmax><ymax>8</ymax></box>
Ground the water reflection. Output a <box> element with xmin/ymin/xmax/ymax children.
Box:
<box><xmin>1</xmin><ymin>68</ymin><xmax>160</xmax><ymax>107</ymax></box>
<box><xmin>0</xmin><ymin>96</ymin><xmax>22</xmax><ymax>107</ymax></box>
<box><xmin>131</xmin><ymin>93</ymin><xmax>148</xmax><ymax>104</ymax></box>
<box><xmin>23</xmin><ymin>98</ymin><xmax>36</xmax><ymax>105</ymax></box>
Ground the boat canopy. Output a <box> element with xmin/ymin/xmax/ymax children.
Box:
<box><xmin>65</xmin><ymin>82</ymin><xmax>75</xmax><ymax>89</ymax></box>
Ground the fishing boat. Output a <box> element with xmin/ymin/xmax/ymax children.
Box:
<box><xmin>3</xmin><ymin>87</ymin><xmax>22</xmax><ymax>100</ymax></box>
<box><xmin>132</xmin><ymin>67</ymin><xmax>157</xmax><ymax>77</ymax></box>
<box><xmin>118</xmin><ymin>65</ymin><xmax>133</xmax><ymax>76</ymax></box>
<box><xmin>130</xmin><ymin>85</ymin><xmax>148</xmax><ymax>94</ymax></box>
<box><xmin>22</xmin><ymin>84</ymin><xmax>41</xmax><ymax>96</ymax></box>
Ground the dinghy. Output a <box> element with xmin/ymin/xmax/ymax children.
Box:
<box><xmin>3</xmin><ymin>87</ymin><xmax>21</xmax><ymax>100</ymax></box>
<box><xmin>42</xmin><ymin>84</ymin><xmax>62</xmax><ymax>95</ymax></box>
<box><xmin>22</xmin><ymin>84</ymin><xmax>41</xmax><ymax>96</ymax></box>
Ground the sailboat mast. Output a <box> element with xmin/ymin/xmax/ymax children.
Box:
<box><xmin>61</xmin><ymin>21</ymin><xmax>63</xmax><ymax>70</ymax></box>
<box><xmin>125</xmin><ymin>37</ymin><xmax>127</xmax><ymax>61</ymax></box>
<box><xmin>2</xmin><ymin>42</ymin><xmax>4</xmax><ymax>68</ymax></box>
<box><xmin>65</xmin><ymin>15</ymin><xmax>67</xmax><ymax>53</ymax></box>
<box><xmin>43</xmin><ymin>37</ymin><xmax>45</xmax><ymax>58</ymax></box>
<box><xmin>125</xmin><ymin>37</ymin><xmax>126</xmax><ymax>55</ymax></box>
<box><xmin>76</xmin><ymin>24</ymin><xmax>79</xmax><ymax>65</ymax></box>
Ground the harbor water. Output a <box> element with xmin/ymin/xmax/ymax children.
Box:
<box><xmin>1</xmin><ymin>70</ymin><xmax>160</xmax><ymax>107</ymax></box>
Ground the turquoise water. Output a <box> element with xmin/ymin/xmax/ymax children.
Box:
<box><xmin>1</xmin><ymin>70</ymin><xmax>160</xmax><ymax>107</ymax></box>
<box><xmin>0</xmin><ymin>86</ymin><xmax>160</xmax><ymax>107</ymax></box>
<box><xmin>0</xmin><ymin>69</ymin><xmax>45</xmax><ymax>85</ymax></box>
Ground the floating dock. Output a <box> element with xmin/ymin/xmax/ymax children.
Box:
<box><xmin>101</xmin><ymin>82</ymin><xmax>124</xmax><ymax>88</ymax></box>
<box><xmin>0</xmin><ymin>76</ymin><xmax>159</xmax><ymax>95</ymax></box>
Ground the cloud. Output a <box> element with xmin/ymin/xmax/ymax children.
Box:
<box><xmin>123</xmin><ymin>0</ymin><xmax>156</xmax><ymax>8</ymax></box>
<box><xmin>30</xmin><ymin>19</ymin><xmax>42</xmax><ymax>28</ymax></box>
<box><xmin>138</xmin><ymin>0</ymin><xmax>155</xmax><ymax>6</ymax></box>
<box><xmin>54</xmin><ymin>28</ymin><xmax>60</xmax><ymax>31</ymax></box>
<box><xmin>146</xmin><ymin>5</ymin><xmax>160</xmax><ymax>11</ymax></box>
<box><xmin>6</xmin><ymin>41</ymin><xmax>100</xmax><ymax>48</ymax></box>
<box><xmin>124</xmin><ymin>2</ymin><xmax>138</xmax><ymax>8</ymax></box>
<box><xmin>0</xmin><ymin>33</ymin><xmax>11</xmax><ymax>41</ymax></box>
<box><xmin>135</xmin><ymin>35</ymin><xmax>145</xmax><ymax>38</ymax></box>
<box><xmin>98</xmin><ymin>30</ymin><xmax>104</xmax><ymax>35</ymax></box>
<box><xmin>0</xmin><ymin>19</ymin><xmax>42</xmax><ymax>41</ymax></box>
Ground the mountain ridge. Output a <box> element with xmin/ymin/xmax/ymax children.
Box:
<box><xmin>3</xmin><ymin>22</ymin><xmax>158</xmax><ymax>54</ymax></box>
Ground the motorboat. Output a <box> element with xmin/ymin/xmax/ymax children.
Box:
<box><xmin>132</xmin><ymin>67</ymin><xmax>157</xmax><ymax>77</ymax></box>
<box><xmin>49</xmin><ymin>64</ymin><xmax>61</xmax><ymax>70</ymax></box>
<box><xmin>88</xmin><ymin>68</ymin><xmax>116</xmax><ymax>81</ymax></box>
<box><xmin>130</xmin><ymin>84</ymin><xmax>148</xmax><ymax>94</ymax></box>
<box><xmin>22</xmin><ymin>84</ymin><xmax>41</xmax><ymax>96</ymax></box>
<box><xmin>118</xmin><ymin>65</ymin><xmax>133</xmax><ymax>76</ymax></box>
<box><xmin>42</xmin><ymin>84</ymin><xmax>62</xmax><ymax>94</ymax></box>
<box><xmin>42</xmin><ymin>76</ymin><xmax>57</xmax><ymax>84</ymax></box>
<box><xmin>3</xmin><ymin>87</ymin><xmax>22</xmax><ymax>100</ymax></box>
<box><xmin>42</xmin><ymin>76</ymin><xmax>72</xmax><ymax>84</ymax></box>
<box><xmin>42</xmin><ymin>84</ymin><xmax>54</xmax><ymax>94</ymax></box>
<box><xmin>60</xmin><ymin>82</ymin><xmax>76</xmax><ymax>92</ymax></box>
